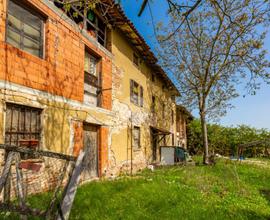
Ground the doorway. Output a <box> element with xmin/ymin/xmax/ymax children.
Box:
<box><xmin>82</xmin><ymin>123</ymin><xmax>99</xmax><ymax>179</ymax></box>
<box><xmin>151</xmin><ymin>128</ymin><xmax>158</xmax><ymax>162</ymax></box>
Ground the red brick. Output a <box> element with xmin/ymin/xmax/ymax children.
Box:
<box><xmin>0</xmin><ymin>0</ymin><xmax>112</xmax><ymax>104</ymax></box>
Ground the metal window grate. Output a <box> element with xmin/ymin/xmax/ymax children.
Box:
<box><xmin>5</xmin><ymin>103</ymin><xmax>42</xmax><ymax>150</ymax></box>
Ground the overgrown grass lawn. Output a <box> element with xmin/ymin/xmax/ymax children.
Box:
<box><xmin>70</xmin><ymin>158</ymin><xmax>270</xmax><ymax>220</ymax></box>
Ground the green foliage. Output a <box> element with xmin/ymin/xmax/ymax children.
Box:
<box><xmin>187</xmin><ymin>119</ymin><xmax>270</xmax><ymax>157</ymax></box>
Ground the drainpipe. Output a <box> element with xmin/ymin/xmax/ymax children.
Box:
<box><xmin>130</xmin><ymin>112</ymin><xmax>133</xmax><ymax>175</ymax></box>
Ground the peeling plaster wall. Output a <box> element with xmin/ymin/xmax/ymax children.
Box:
<box><xmin>0</xmin><ymin>82</ymin><xmax>114</xmax><ymax>196</ymax></box>
<box><xmin>109</xmin><ymin>30</ymin><xmax>178</xmax><ymax>175</ymax></box>
<box><xmin>0</xmin><ymin>83</ymin><xmax>114</xmax><ymax>151</ymax></box>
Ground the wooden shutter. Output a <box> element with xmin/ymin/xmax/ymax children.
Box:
<box><xmin>140</xmin><ymin>86</ymin><xmax>143</xmax><ymax>107</ymax></box>
<box><xmin>130</xmin><ymin>79</ymin><xmax>134</xmax><ymax>103</ymax></box>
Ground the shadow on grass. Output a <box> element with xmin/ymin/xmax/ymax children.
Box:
<box><xmin>260</xmin><ymin>189</ymin><xmax>270</xmax><ymax>204</ymax></box>
<box><xmin>237</xmin><ymin>209</ymin><xmax>270</xmax><ymax>220</ymax></box>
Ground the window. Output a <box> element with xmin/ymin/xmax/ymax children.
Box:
<box><xmin>140</xmin><ymin>86</ymin><xmax>144</xmax><ymax>107</ymax></box>
<box><xmin>130</xmin><ymin>79</ymin><xmax>143</xmax><ymax>107</ymax></box>
<box><xmin>132</xmin><ymin>126</ymin><xmax>140</xmax><ymax>149</ymax></box>
<box><xmin>6</xmin><ymin>0</ymin><xmax>44</xmax><ymax>58</ymax></box>
<box><xmin>84</xmin><ymin>50</ymin><xmax>101</xmax><ymax>106</ymax></box>
<box><xmin>162</xmin><ymin>103</ymin><xmax>165</xmax><ymax>118</ymax></box>
<box><xmin>133</xmin><ymin>53</ymin><xmax>139</xmax><ymax>66</ymax></box>
<box><xmin>151</xmin><ymin>73</ymin><xmax>155</xmax><ymax>82</ymax></box>
<box><xmin>53</xmin><ymin>1</ymin><xmax>107</xmax><ymax>47</ymax></box>
<box><xmin>5</xmin><ymin>103</ymin><xmax>42</xmax><ymax>159</ymax></box>
<box><xmin>171</xmin><ymin>110</ymin><xmax>174</xmax><ymax>124</ymax></box>
<box><xmin>162</xmin><ymin>85</ymin><xmax>165</xmax><ymax>91</ymax></box>
<box><xmin>151</xmin><ymin>96</ymin><xmax>156</xmax><ymax>112</ymax></box>
<box><xmin>172</xmin><ymin>133</ymin><xmax>175</xmax><ymax>145</ymax></box>
<box><xmin>86</xmin><ymin>10</ymin><xmax>106</xmax><ymax>46</ymax></box>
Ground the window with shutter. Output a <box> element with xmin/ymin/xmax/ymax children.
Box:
<box><xmin>130</xmin><ymin>79</ymin><xmax>139</xmax><ymax>105</ymax></box>
<box><xmin>6</xmin><ymin>0</ymin><xmax>44</xmax><ymax>58</ymax></box>
<box><xmin>140</xmin><ymin>86</ymin><xmax>143</xmax><ymax>107</ymax></box>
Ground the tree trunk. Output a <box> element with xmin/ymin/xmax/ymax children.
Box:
<box><xmin>200</xmin><ymin>112</ymin><xmax>209</xmax><ymax>164</ymax></box>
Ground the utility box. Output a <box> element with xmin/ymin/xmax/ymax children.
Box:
<box><xmin>160</xmin><ymin>146</ymin><xmax>189</xmax><ymax>165</ymax></box>
<box><xmin>160</xmin><ymin>147</ymin><xmax>175</xmax><ymax>165</ymax></box>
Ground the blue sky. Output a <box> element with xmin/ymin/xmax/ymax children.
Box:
<box><xmin>121</xmin><ymin>0</ymin><xmax>270</xmax><ymax>129</ymax></box>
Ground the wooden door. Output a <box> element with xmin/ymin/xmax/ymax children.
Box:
<box><xmin>82</xmin><ymin>124</ymin><xmax>99</xmax><ymax>179</ymax></box>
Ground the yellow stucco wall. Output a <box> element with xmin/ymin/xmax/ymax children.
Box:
<box><xmin>110</xmin><ymin>29</ymin><xmax>177</xmax><ymax>167</ymax></box>
<box><xmin>0</xmin><ymin>84</ymin><xmax>113</xmax><ymax>155</ymax></box>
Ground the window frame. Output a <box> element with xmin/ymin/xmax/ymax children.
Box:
<box><xmin>151</xmin><ymin>96</ymin><xmax>156</xmax><ymax>113</ymax></box>
<box><xmin>151</xmin><ymin>73</ymin><xmax>155</xmax><ymax>82</ymax></box>
<box><xmin>171</xmin><ymin>109</ymin><xmax>174</xmax><ymax>125</ymax></box>
<box><xmin>162</xmin><ymin>103</ymin><xmax>165</xmax><ymax>118</ymax></box>
<box><xmin>140</xmin><ymin>86</ymin><xmax>144</xmax><ymax>107</ymax></box>
<box><xmin>4</xmin><ymin>103</ymin><xmax>42</xmax><ymax>159</ymax></box>
<box><xmin>84</xmin><ymin>49</ymin><xmax>101</xmax><ymax>107</ymax></box>
<box><xmin>6</xmin><ymin>0</ymin><xmax>45</xmax><ymax>58</ymax></box>
<box><xmin>132</xmin><ymin>126</ymin><xmax>141</xmax><ymax>149</ymax></box>
<box><xmin>53</xmin><ymin>1</ymin><xmax>107</xmax><ymax>47</ymax></box>
<box><xmin>130</xmin><ymin>80</ymin><xmax>144</xmax><ymax>107</ymax></box>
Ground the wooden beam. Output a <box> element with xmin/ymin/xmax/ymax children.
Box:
<box><xmin>57</xmin><ymin>150</ymin><xmax>85</xmax><ymax>220</ymax></box>
<box><xmin>0</xmin><ymin>145</ymin><xmax>76</xmax><ymax>162</ymax></box>
<box><xmin>0</xmin><ymin>152</ymin><xmax>15</xmax><ymax>194</ymax></box>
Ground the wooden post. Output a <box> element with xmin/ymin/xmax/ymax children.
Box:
<box><xmin>57</xmin><ymin>150</ymin><xmax>85</xmax><ymax>220</ymax></box>
<box><xmin>130</xmin><ymin>113</ymin><xmax>133</xmax><ymax>176</ymax></box>
<box><xmin>15</xmin><ymin>153</ymin><xmax>27</xmax><ymax>220</ymax></box>
<box><xmin>0</xmin><ymin>152</ymin><xmax>15</xmax><ymax>200</ymax></box>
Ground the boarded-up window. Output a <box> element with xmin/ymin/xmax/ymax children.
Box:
<box><xmin>6</xmin><ymin>0</ymin><xmax>44</xmax><ymax>58</ymax></box>
<box><xmin>132</xmin><ymin>126</ymin><xmax>140</xmax><ymax>149</ymax></box>
<box><xmin>5</xmin><ymin>103</ymin><xmax>42</xmax><ymax>158</ymax></box>
<box><xmin>84</xmin><ymin>50</ymin><xmax>101</xmax><ymax>106</ymax></box>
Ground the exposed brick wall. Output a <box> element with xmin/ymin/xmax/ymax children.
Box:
<box><xmin>99</xmin><ymin>127</ymin><xmax>108</xmax><ymax>176</ymax></box>
<box><xmin>0</xmin><ymin>156</ymin><xmax>73</xmax><ymax>201</ymax></box>
<box><xmin>0</xmin><ymin>0</ymin><xmax>112</xmax><ymax>106</ymax></box>
<box><xmin>72</xmin><ymin>121</ymin><xmax>84</xmax><ymax>157</ymax></box>
<box><xmin>100</xmin><ymin>58</ymin><xmax>112</xmax><ymax>110</ymax></box>
<box><xmin>0</xmin><ymin>0</ymin><xmax>112</xmax><ymax>196</ymax></box>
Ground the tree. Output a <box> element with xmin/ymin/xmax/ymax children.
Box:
<box><xmin>187</xmin><ymin>120</ymin><xmax>270</xmax><ymax>158</ymax></box>
<box><xmin>157</xmin><ymin>0</ymin><xmax>270</xmax><ymax>164</ymax></box>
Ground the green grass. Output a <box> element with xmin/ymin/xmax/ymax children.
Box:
<box><xmin>1</xmin><ymin>158</ymin><xmax>270</xmax><ymax>219</ymax></box>
<box><xmin>69</xmin><ymin>158</ymin><xmax>270</xmax><ymax>220</ymax></box>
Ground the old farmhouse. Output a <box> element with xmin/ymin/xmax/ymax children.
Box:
<box><xmin>0</xmin><ymin>0</ymin><xmax>191</xmax><ymax>189</ymax></box>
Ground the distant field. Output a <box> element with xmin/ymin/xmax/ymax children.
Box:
<box><xmin>1</xmin><ymin>157</ymin><xmax>270</xmax><ymax>219</ymax></box>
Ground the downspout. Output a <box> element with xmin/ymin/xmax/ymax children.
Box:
<box><xmin>130</xmin><ymin>112</ymin><xmax>133</xmax><ymax>175</ymax></box>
